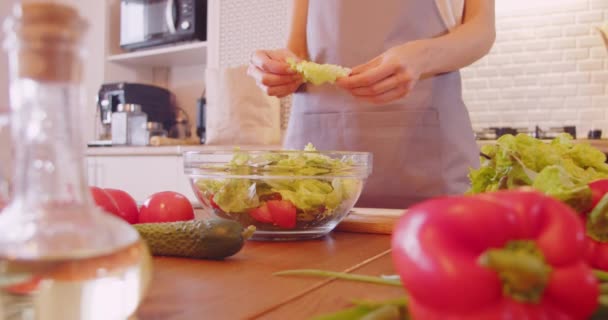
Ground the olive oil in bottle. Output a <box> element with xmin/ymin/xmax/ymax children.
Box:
<box><xmin>0</xmin><ymin>3</ymin><xmax>152</xmax><ymax>319</ymax></box>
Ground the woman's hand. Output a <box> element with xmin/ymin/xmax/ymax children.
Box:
<box><xmin>247</xmin><ymin>49</ymin><xmax>304</xmax><ymax>98</ymax></box>
<box><xmin>336</xmin><ymin>41</ymin><xmax>428</xmax><ymax>105</ymax></box>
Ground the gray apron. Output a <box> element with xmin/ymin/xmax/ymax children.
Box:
<box><xmin>284</xmin><ymin>0</ymin><xmax>479</xmax><ymax>209</ymax></box>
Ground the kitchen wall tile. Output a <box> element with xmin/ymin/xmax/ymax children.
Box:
<box><xmin>551</xmin><ymin>110</ymin><xmax>579</xmax><ymax>121</ymax></box>
<box><xmin>463</xmin><ymin>0</ymin><xmax>608</xmax><ymax>134</ymax></box>
<box><xmin>579</xmin><ymin>60</ymin><xmax>604</xmax><ymax>71</ymax></box>
<box><xmin>564</xmin><ymin>48</ymin><xmax>590</xmax><ymax>60</ymax></box>
<box><xmin>540</xmin><ymin>97</ymin><xmax>566</xmax><ymax>109</ymax></box>
<box><xmin>475</xmin><ymin>68</ymin><xmax>500</xmax><ymax>77</ymax></box>
<box><xmin>565</xmin><ymin>96</ymin><xmax>593</xmax><ymax>110</ymax></box>
<box><xmin>551</xmin><ymin>62</ymin><xmax>578</xmax><ymax>73</ymax></box>
<box><xmin>592</xmin><ymin>96</ymin><xmax>608</xmax><ymax>108</ymax></box>
<box><xmin>578</xmin><ymin>84</ymin><xmax>605</xmax><ymax>95</ymax></box>
<box><xmin>477</xmin><ymin>89</ymin><xmax>501</xmax><ymax>101</ymax></box>
<box><xmin>528</xmin><ymin>110</ymin><xmax>551</xmax><ymax>121</ymax></box>
<box><xmin>566</xmin><ymin>72</ymin><xmax>592</xmax><ymax>83</ymax></box>
<box><xmin>511</xmin><ymin>99</ymin><xmax>540</xmax><ymax>110</ymax></box>
<box><xmin>580</xmin><ymin>109</ymin><xmax>605</xmax><ymax>120</ymax></box>
<box><xmin>552</xmin><ymin>14</ymin><xmax>577</xmax><ymax>25</ymax></box>
<box><xmin>525</xmin><ymin>40</ymin><xmax>551</xmax><ymax>51</ymax></box>
<box><xmin>591</xmin><ymin>0</ymin><xmax>608</xmax><ymax>9</ymax></box>
<box><xmin>524</xmin><ymin>63</ymin><xmax>552</xmax><ymax>75</ymax></box>
<box><xmin>539</xmin><ymin>74</ymin><xmax>566</xmax><ymax>85</ymax></box>
<box><xmin>578</xmin><ymin>35</ymin><xmax>603</xmax><ymax>48</ymax></box>
<box><xmin>565</xmin><ymin>25</ymin><xmax>591</xmax><ymax>36</ymax></box>
<box><xmin>489</xmin><ymin>78</ymin><xmax>513</xmax><ymax>88</ymax></box>
<box><xmin>592</xmin><ymin>71</ymin><xmax>608</xmax><ymax>83</ymax></box>
<box><xmin>591</xmin><ymin>47</ymin><xmax>607</xmax><ymax>59</ymax></box>
<box><xmin>536</xmin><ymin>27</ymin><xmax>563</xmax><ymax>38</ymax></box>
<box><xmin>552</xmin><ymin>38</ymin><xmax>579</xmax><ymax>49</ymax></box>
<box><xmin>577</xmin><ymin>11</ymin><xmax>604</xmax><ymax>23</ymax></box>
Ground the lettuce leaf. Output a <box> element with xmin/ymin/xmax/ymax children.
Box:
<box><xmin>195</xmin><ymin>143</ymin><xmax>363</xmax><ymax>214</ymax></box>
<box><xmin>211</xmin><ymin>179</ymin><xmax>260</xmax><ymax>213</ymax></box>
<box><xmin>287</xmin><ymin>59</ymin><xmax>351</xmax><ymax>85</ymax></box>
<box><xmin>468</xmin><ymin>133</ymin><xmax>608</xmax><ymax>212</ymax></box>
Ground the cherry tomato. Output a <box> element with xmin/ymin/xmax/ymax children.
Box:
<box><xmin>249</xmin><ymin>203</ymin><xmax>273</xmax><ymax>223</ymax></box>
<box><xmin>139</xmin><ymin>191</ymin><xmax>194</xmax><ymax>223</ymax></box>
<box><xmin>104</xmin><ymin>188</ymin><xmax>139</xmax><ymax>224</ymax></box>
<box><xmin>266</xmin><ymin>200</ymin><xmax>297</xmax><ymax>229</ymax></box>
<box><xmin>90</xmin><ymin>186</ymin><xmax>120</xmax><ymax>216</ymax></box>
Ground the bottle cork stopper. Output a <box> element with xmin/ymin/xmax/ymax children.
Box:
<box><xmin>4</xmin><ymin>2</ymin><xmax>88</xmax><ymax>82</ymax></box>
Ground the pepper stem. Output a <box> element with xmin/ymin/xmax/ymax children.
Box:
<box><xmin>478</xmin><ymin>240</ymin><xmax>551</xmax><ymax>303</ymax></box>
<box><xmin>587</xmin><ymin>193</ymin><xmax>608</xmax><ymax>242</ymax></box>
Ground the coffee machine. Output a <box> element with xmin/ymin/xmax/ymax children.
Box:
<box><xmin>95</xmin><ymin>83</ymin><xmax>178</xmax><ymax>143</ymax></box>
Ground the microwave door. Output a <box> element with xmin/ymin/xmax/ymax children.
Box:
<box><xmin>120</xmin><ymin>0</ymin><xmax>176</xmax><ymax>48</ymax></box>
<box><xmin>165</xmin><ymin>0</ymin><xmax>177</xmax><ymax>34</ymax></box>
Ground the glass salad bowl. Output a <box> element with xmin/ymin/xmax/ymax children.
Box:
<box><xmin>183</xmin><ymin>146</ymin><xmax>372</xmax><ymax>241</ymax></box>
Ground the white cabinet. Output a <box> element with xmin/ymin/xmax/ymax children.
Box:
<box><xmin>87</xmin><ymin>155</ymin><xmax>196</xmax><ymax>203</ymax></box>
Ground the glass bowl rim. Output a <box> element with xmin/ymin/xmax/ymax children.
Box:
<box><xmin>183</xmin><ymin>149</ymin><xmax>373</xmax><ymax>179</ymax></box>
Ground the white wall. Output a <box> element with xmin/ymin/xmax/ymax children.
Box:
<box><xmin>0</xmin><ymin>0</ymin><xmax>15</xmax><ymax>113</ymax></box>
<box><xmin>463</xmin><ymin>0</ymin><xmax>608</xmax><ymax>136</ymax></box>
<box><xmin>0</xmin><ymin>0</ymin><xmax>105</xmax><ymax>143</ymax></box>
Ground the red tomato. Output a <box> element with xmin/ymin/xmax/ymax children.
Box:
<box><xmin>589</xmin><ymin>179</ymin><xmax>608</xmax><ymax>210</ymax></box>
<box><xmin>5</xmin><ymin>277</ymin><xmax>42</xmax><ymax>295</ymax></box>
<box><xmin>266</xmin><ymin>200</ymin><xmax>296</xmax><ymax>229</ymax></box>
<box><xmin>139</xmin><ymin>191</ymin><xmax>194</xmax><ymax>223</ymax></box>
<box><xmin>209</xmin><ymin>194</ymin><xmax>221</xmax><ymax>210</ymax></box>
<box><xmin>249</xmin><ymin>203</ymin><xmax>273</xmax><ymax>223</ymax></box>
<box><xmin>104</xmin><ymin>188</ymin><xmax>139</xmax><ymax>224</ymax></box>
<box><xmin>90</xmin><ymin>186</ymin><xmax>120</xmax><ymax>216</ymax></box>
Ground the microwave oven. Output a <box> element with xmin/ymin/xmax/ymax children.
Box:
<box><xmin>120</xmin><ymin>0</ymin><xmax>207</xmax><ymax>51</ymax></box>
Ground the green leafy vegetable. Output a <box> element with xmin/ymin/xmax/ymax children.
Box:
<box><xmin>468</xmin><ymin>133</ymin><xmax>608</xmax><ymax>212</ymax></box>
<box><xmin>287</xmin><ymin>58</ymin><xmax>351</xmax><ymax>85</ymax></box>
<box><xmin>195</xmin><ymin>143</ymin><xmax>363</xmax><ymax>219</ymax></box>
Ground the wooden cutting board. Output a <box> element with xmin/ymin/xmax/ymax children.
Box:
<box><xmin>335</xmin><ymin>208</ymin><xmax>405</xmax><ymax>235</ymax></box>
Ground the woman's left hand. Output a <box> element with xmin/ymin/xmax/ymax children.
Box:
<box><xmin>336</xmin><ymin>41</ymin><xmax>427</xmax><ymax>105</ymax></box>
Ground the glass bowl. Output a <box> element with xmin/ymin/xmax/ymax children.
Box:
<box><xmin>183</xmin><ymin>149</ymin><xmax>372</xmax><ymax>241</ymax></box>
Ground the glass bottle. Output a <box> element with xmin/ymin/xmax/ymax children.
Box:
<box><xmin>0</xmin><ymin>3</ymin><xmax>152</xmax><ymax>320</ymax></box>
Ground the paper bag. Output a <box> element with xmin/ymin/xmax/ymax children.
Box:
<box><xmin>205</xmin><ymin>66</ymin><xmax>281</xmax><ymax>145</ymax></box>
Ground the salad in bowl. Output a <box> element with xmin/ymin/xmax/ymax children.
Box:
<box><xmin>184</xmin><ymin>144</ymin><xmax>372</xmax><ymax>241</ymax></box>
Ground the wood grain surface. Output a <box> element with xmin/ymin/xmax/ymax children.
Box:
<box><xmin>136</xmin><ymin>232</ymin><xmax>393</xmax><ymax>320</ymax></box>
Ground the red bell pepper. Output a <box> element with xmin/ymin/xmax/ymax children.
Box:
<box><xmin>392</xmin><ymin>190</ymin><xmax>599</xmax><ymax>320</ymax></box>
<box><xmin>584</xmin><ymin>179</ymin><xmax>608</xmax><ymax>270</ymax></box>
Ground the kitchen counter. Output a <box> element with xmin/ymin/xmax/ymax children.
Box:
<box><xmin>136</xmin><ymin>232</ymin><xmax>401</xmax><ymax>320</ymax></box>
<box><xmin>86</xmin><ymin>144</ymin><xmax>283</xmax><ymax>157</ymax></box>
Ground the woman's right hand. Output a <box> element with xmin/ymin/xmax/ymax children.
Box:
<box><xmin>247</xmin><ymin>49</ymin><xmax>303</xmax><ymax>98</ymax></box>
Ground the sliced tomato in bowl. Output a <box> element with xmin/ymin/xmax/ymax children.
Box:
<box><xmin>266</xmin><ymin>200</ymin><xmax>297</xmax><ymax>229</ymax></box>
<box><xmin>249</xmin><ymin>203</ymin><xmax>273</xmax><ymax>223</ymax></box>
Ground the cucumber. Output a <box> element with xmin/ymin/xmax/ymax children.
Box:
<box><xmin>133</xmin><ymin>219</ymin><xmax>255</xmax><ymax>260</ymax></box>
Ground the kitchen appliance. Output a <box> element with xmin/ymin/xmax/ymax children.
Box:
<box><xmin>168</xmin><ymin>107</ymin><xmax>192</xmax><ymax>139</ymax></box>
<box><xmin>474</xmin><ymin>125</ymin><xmax>577</xmax><ymax>140</ymax></box>
<box><xmin>96</xmin><ymin>83</ymin><xmax>177</xmax><ymax>143</ymax></box>
<box><xmin>195</xmin><ymin>94</ymin><xmax>206</xmax><ymax>144</ymax></box>
<box><xmin>120</xmin><ymin>0</ymin><xmax>207</xmax><ymax>51</ymax></box>
<box><xmin>111</xmin><ymin>104</ymin><xmax>149</xmax><ymax>146</ymax></box>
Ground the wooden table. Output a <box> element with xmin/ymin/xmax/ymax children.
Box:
<box><xmin>136</xmin><ymin>232</ymin><xmax>404</xmax><ymax>320</ymax></box>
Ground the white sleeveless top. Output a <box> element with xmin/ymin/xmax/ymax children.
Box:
<box><xmin>435</xmin><ymin>0</ymin><xmax>464</xmax><ymax>30</ymax></box>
